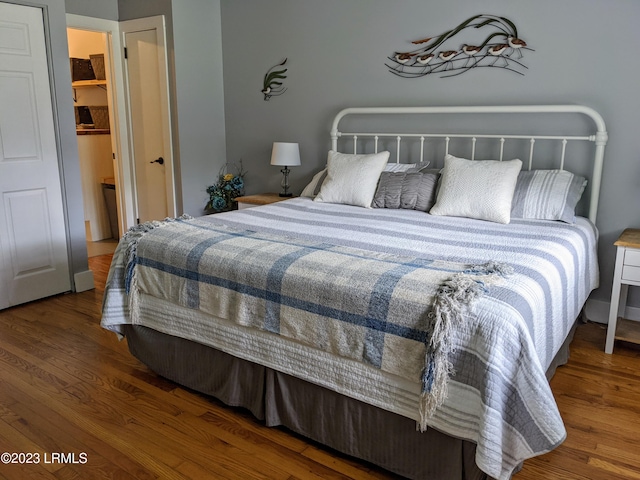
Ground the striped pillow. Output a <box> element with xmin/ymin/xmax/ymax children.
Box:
<box><xmin>383</xmin><ymin>161</ymin><xmax>431</xmax><ymax>172</ymax></box>
<box><xmin>300</xmin><ymin>168</ymin><xmax>327</xmax><ymax>197</ymax></box>
<box><xmin>511</xmin><ymin>170</ymin><xmax>587</xmax><ymax>223</ymax></box>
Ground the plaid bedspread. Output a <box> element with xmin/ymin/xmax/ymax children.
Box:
<box><xmin>106</xmin><ymin>216</ymin><xmax>508</xmax><ymax>428</ymax></box>
<box><xmin>102</xmin><ymin>198</ymin><xmax>599</xmax><ymax>480</ymax></box>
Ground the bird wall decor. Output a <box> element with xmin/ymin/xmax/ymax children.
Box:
<box><xmin>262</xmin><ymin>58</ymin><xmax>288</xmax><ymax>100</ymax></box>
<box><xmin>386</xmin><ymin>14</ymin><xmax>532</xmax><ymax>78</ymax></box>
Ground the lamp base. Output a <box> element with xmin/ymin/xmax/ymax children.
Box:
<box><xmin>279</xmin><ymin>166</ymin><xmax>293</xmax><ymax>198</ymax></box>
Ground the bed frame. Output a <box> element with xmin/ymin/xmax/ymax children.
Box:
<box><xmin>122</xmin><ymin>104</ymin><xmax>607</xmax><ymax>480</ymax></box>
<box><xmin>330</xmin><ymin>105</ymin><xmax>607</xmax><ymax>223</ymax></box>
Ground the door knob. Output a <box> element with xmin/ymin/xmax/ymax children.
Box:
<box><xmin>150</xmin><ymin>157</ymin><xmax>164</xmax><ymax>165</ymax></box>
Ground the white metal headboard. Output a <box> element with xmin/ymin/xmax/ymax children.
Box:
<box><xmin>330</xmin><ymin>105</ymin><xmax>607</xmax><ymax>224</ymax></box>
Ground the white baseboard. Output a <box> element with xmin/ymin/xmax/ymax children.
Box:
<box><xmin>74</xmin><ymin>269</ymin><xmax>95</xmax><ymax>292</ymax></box>
<box><xmin>585</xmin><ymin>298</ymin><xmax>640</xmax><ymax>324</ymax></box>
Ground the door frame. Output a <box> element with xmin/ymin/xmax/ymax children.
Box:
<box><xmin>66</xmin><ymin>14</ymin><xmax>134</xmax><ymax>234</ymax></box>
<box><xmin>66</xmin><ymin>14</ymin><xmax>176</xmax><ymax>232</ymax></box>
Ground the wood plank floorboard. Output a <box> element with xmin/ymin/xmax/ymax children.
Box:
<box><xmin>0</xmin><ymin>253</ymin><xmax>638</xmax><ymax>479</ymax></box>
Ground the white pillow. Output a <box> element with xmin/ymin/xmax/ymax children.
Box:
<box><xmin>314</xmin><ymin>150</ymin><xmax>390</xmax><ymax>207</ymax></box>
<box><xmin>301</xmin><ymin>160</ymin><xmax>429</xmax><ymax>198</ymax></box>
<box><xmin>300</xmin><ymin>168</ymin><xmax>327</xmax><ymax>197</ymax></box>
<box><xmin>429</xmin><ymin>154</ymin><xmax>522</xmax><ymax>224</ymax></box>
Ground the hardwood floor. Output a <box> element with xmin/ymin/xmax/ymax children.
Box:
<box><xmin>0</xmin><ymin>254</ymin><xmax>639</xmax><ymax>479</ymax></box>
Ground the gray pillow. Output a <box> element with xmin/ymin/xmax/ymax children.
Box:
<box><xmin>372</xmin><ymin>171</ymin><xmax>439</xmax><ymax>211</ymax></box>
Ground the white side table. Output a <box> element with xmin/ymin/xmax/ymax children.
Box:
<box><xmin>605</xmin><ymin>228</ymin><xmax>640</xmax><ymax>353</ymax></box>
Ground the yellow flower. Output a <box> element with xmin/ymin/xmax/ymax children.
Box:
<box><xmin>223</xmin><ymin>173</ymin><xmax>234</xmax><ymax>181</ymax></box>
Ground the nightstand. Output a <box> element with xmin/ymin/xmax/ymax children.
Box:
<box><xmin>605</xmin><ymin>228</ymin><xmax>640</xmax><ymax>353</ymax></box>
<box><xmin>235</xmin><ymin>193</ymin><xmax>294</xmax><ymax>210</ymax></box>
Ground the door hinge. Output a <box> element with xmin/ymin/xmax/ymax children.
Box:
<box><xmin>137</xmin><ymin>218</ymin><xmax>140</xmax><ymax>225</ymax></box>
<box><xmin>124</xmin><ymin>47</ymin><xmax>128</xmax><ymax>59</ymax></box>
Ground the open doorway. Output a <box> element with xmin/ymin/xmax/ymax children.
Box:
<box><xmin>67</xmin><ymin>27</ymin><xmax>118</xmax><ymax>257</ymax></box>
<box><xmin>65</xmin><ymin>13</ymin><xmax>176</xmax><ymax>259</ymax></box>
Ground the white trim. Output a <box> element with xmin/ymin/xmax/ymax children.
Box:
<box><xmin>65</xmin><ymin>13</ymin><xmax>135</xmax><ymax>234</ymax></box>
<box><xmin>586</xmin><ymin>298</ymin><xmax>640</xmax><ymax>324</ymax></box>
<box><xmin>74</xmin><ymin>269</ymin><xmax>95</xmax><ymax>292</ymax></box>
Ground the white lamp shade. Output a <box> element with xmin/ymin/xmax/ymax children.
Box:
<box><xmin>270</xmin><ymin>142</ymin><xmax>301</xmax><ymax>166</ymax></box>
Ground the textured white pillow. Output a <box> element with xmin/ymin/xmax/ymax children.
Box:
<box><xmin>314</xmin><ymin>151</ymin><xmax>390</xmax><ymax>207</ymax></box>
<box><xmin>300</xmin><ymin>160</ymin><xmax>429</xmax><ymax>198</ymax></box>
<box><xmin>429</xmin><ymin>154</ymin><xmax>522</xmax><ymax>224</ymax></box>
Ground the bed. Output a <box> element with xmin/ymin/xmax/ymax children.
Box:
<box><xmin>101</xmin><ymin>105</ymin><xmax>607</xmax><ymax>480</ymax></box>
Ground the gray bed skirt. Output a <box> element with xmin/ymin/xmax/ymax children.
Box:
<box><xmin>123</xmin><ymin>321</ymin><xmax>578</xmax><ymax>480</ymax></box>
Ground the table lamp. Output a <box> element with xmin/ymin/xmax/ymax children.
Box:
<box><xmin>270</xmin><ymin>142</ymin><xmax>301</xmax><ymax>197</ymax></box>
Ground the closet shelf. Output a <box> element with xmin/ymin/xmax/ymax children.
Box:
<box><xmin>72</xmin><ymin>79</ymin><xmax>106</xmax><ymax>87</ymax></box>
<box><xmin>72</xmin><ymin>79</ymin><xmax>107</xmax><ymax>102</ymax></box>
<box><xmin>76</xmin><ymin>129</ymin><xmax>110</xmax><ymax>135</ymax></box>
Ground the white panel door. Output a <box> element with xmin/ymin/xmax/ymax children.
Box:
<box><xmin>121</xmin><ymin>17</ymin><xmax>175</xmax><ymax>223</ymax></box>
<box><xmin>0</xmin><ymin>2</ymin><xmax>71</xmax><ymax>309</ymax></box>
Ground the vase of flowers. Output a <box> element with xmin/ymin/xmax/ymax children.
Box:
<box><xmin>205</xmin><ymin>161</ymin><xmax>246</xmax><ymax>213</ymax></box>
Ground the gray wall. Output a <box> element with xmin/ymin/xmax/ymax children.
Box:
<box><xmin>171</xmin><ymin>0</ymin><xmax>227</xmax><ymax>216</ymax></box>
<box><xmin>65</xmin><ymin>0</ymin><xmax>118</xmax><ymax>20</ymax></box>
<box><xmin>219</xmin><ymin>0</ymin><xmax>640</xmax><ymax>310</ymax></box>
